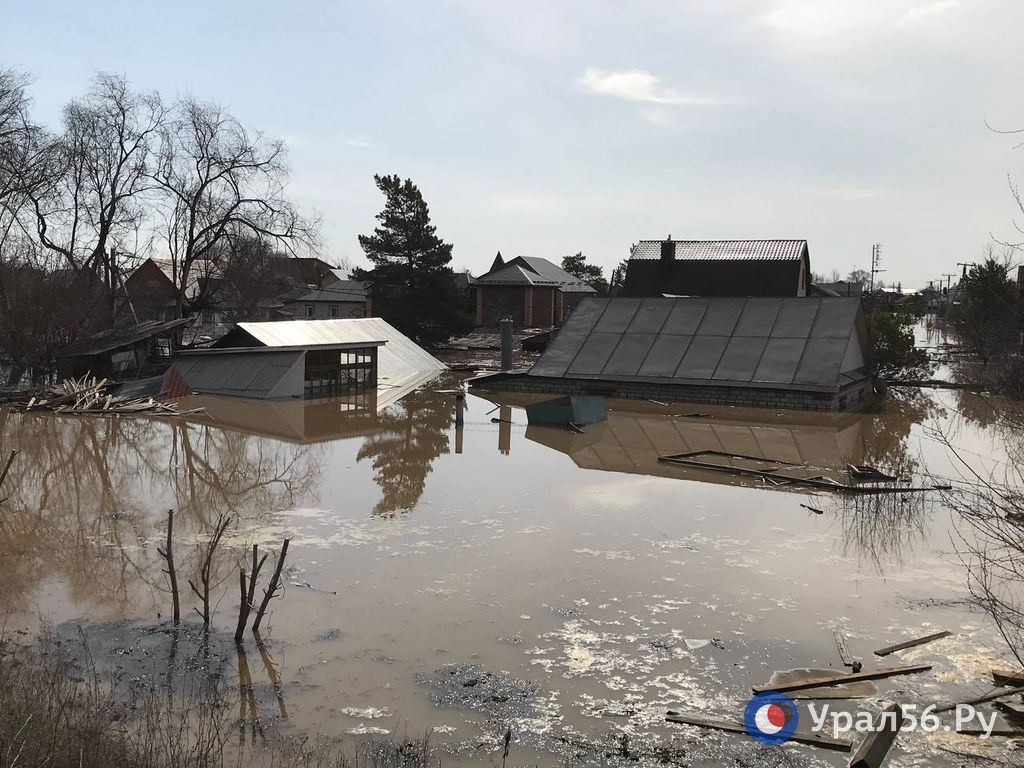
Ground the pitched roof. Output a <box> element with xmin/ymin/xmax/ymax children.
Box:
<box><xmin>631</xmin><ymin>239</ymin><xmax>808</xmax><ymax>261</ymax></box>
<box><xmin>527</xmin><ymin>297</ymin><xmax>869</xmax><ymax>393</ymax></box>
<box><xmin>472</xmin><ymin>255</ymin><xmax>597</xmax><ymax>293</ymax></box>
<box><xmin>56</xmin><ymin>318</ymin><xmax>194</xmax><ymax>358</ymax></box>
<box><xmin>287</xmin><ymin>281</ymin><xmax>368</xmax><ymax>303</ymax></box>
<box><xmin>214</xmin><ymin>318</ymin><xmax>447</xmax><ymax>391</ymax></box>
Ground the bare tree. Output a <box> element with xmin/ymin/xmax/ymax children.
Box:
<box><xmin>234</xmin><ymin>544</ymin><xmax>267</xmax><ymax>642</ymax></box>
<box><xmin>26</xmin><ymin>73</ymin><xmax>165</xmax><ymax>317</ymax></box>
<box><xmin>151</xmin><ymin>98</ymin><xmax>318</xmax><ymax>318</ymax></box>
<box><xmin>155</xmin><ymin>508</ymin><xmax>180</xmax><ymax>625</ymax></box>
<box><xmin>0</xmin><ymin>69</ymin><xmax>47</xmax><ymax>217</ymax></box>
<box><xmin>188</xmin><ymin>514</ymin><xmax>231</xmax><ymax>627</ymax></box>
<box><xmin>252</xmin><ymin>538</ymin><xmax>289</xmax><ymax>634</ymax></box>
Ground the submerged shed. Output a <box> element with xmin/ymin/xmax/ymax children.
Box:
<box><xmin>470</xmin><ymin>297</ymin><xmax>875</xmax><ymax>412</ymax></box>
<box><xmin>165</xmin><ymin>318</ymin><xmax>445</xmax><ymax>400</ymax></box>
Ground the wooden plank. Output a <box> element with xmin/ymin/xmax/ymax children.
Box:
<box><xmin>664</xmin><ymin>712</ymin><xmax>852</xmax><ymax>752</ymax></box>
<box><xmin>935</xmin><ymin>685</ymin><xmax>1024</xmax><ymax>713</ymax></box>
<box><xmin>834</xmin><ymin>629</ymin><xmax>862</xmax><ymax>672</ymax></box>
<box><xmin>753</xmin><ymin>665</ymin><xmax>932</xmax><ymax>694</ymax></box>
<box><xmin>992</xmin><ymin>668</ymin><xmax>1024</xmax><ymax>687</ymax></box>
<box><xmin>848</xmin><ymin>703</ymin><xmax>904</xmax><ymax>768</ymax></box>
<box><xmin>874</xmin><ymin>630</ymin><xmax>952</xmax><ymax>657</ymax></box>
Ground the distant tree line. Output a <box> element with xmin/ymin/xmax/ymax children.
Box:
<box><xmin>0</xmin><ymin>70</ymin><xmax>318</xmax><ymax>383</ymax></box>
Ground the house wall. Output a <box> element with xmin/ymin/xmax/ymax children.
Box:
<box><xmin>623</xmin><ymin>260</ymin><xmax>805</xmax><ymax>298</ymax></box>
<box><xmin>476</xmin><ymin>285</ymin><xmax>528</xmax><ymax>325</ymax></box>
<box><xmin>472</xmin><ymin>374</ymin><xmax>876</xmax><ymax>412</ymax></box>
<box><xmin>284</xmin><ymin>300</ymin><xmax>368</xmax><ymax>320</ymax></box>
<box><xmin>475</xmin><ymin>285</ymin><xmax>580</xmax><ymax>326</ymax></box>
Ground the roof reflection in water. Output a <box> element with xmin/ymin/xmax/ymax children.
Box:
<box><xmin>180</xmin><ymin>374</ymin><xmax>439</xmax><ymax>445</ymax></box>
<box><xmin>481</xmin><ymin>392</ymin><xmax>874</xmax><ymax>492</ymax></box>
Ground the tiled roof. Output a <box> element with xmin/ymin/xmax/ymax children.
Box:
<box><xmin>631</xmin><ymin>240</ymin><xmax>808</xmax><ymax>261</ymax></box>
<box><xmin>473</xmin><ymin>256</ymin><xmax>597</xmax><ymax>293</ymax></box>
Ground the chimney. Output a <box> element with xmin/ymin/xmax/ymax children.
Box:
<box><xmin>660</xmin><ymin>235</ymin><xmax>674</xmax><ymax>262</ymax></box>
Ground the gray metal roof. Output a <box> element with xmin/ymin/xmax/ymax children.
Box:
<box><xmin>528</xmin><ymin>297</ymin><xmax>869</xmax><ymax>392</ymax></box>
<box><xmin>631</xmin><ymin>240</ymin><xmax>808</xmax><ymax>261</ymax></box>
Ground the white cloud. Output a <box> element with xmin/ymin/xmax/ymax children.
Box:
<box><xmin>579</xmin><ymin>68</ymin><xmax>727</xmax><ymax>106</ymax></box>
<box><xmin>342</xmin><ymin>136</ymin><xmax>373</xmax><ymax>148</ymax></box>
<box><xmin>900</xmin><ymin>0</ymin><xmax>959</xmax><ymax>25</ymax></box>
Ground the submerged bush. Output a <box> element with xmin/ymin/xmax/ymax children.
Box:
<box><xmin>869</xmin><ymin>310</ymin><xmax>932</xmax><ymax>381</ymax></box>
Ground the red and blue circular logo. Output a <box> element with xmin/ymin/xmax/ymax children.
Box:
<box><xmin>744</xmin><ymin>691</ymin><xmax>798</xmax><ymax>745</ymax></box>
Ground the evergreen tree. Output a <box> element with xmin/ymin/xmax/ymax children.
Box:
<box><xmin>561</xmin><ymin>252</ymin><xmax>608</xmax><ymax>295</ymax></box>
<box><xmin>353</xmin><ymin>174</ymin><xmax>469</xmax><ymax>344</ymax></box>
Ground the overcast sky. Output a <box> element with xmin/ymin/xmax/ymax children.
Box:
<box><xmin>5</xmin><ymin>0</ymin><xmax>1024</xmax><ymax>288</ymax></box>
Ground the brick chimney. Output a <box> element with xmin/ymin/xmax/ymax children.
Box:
<box><xmin>660</xmin><ymin>235</ymin><xmax>674</xmax><ymax>262</ymax></box>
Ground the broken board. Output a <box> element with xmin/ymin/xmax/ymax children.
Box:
<box><xmin>753</xmin><ymin>664</ymin><xmax>932</xmax><ymax>694</ymax></box>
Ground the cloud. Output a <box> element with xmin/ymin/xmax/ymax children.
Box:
<box><xmin>342</xmin><ymin>135</ymin><xmax>373</xmax><ymax>148</ymax></box>
<box><xmin>579</xmin><ymin>68</ymin><xmax>727</xmax><ymax>106</ymax></box>
<box><xmin>900</xmin><ymin>0</ymin><xmax>959</xmax><ymax>24</ymax></box>
<box><xmin>762</xmin><ymin>0</ymin><xmax>960</xmax><ymax>40</ymax></box>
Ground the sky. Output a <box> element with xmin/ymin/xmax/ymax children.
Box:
<box><xmin>4</xmin><ymin>0</ymin><xmax>1024</xmax><ymax>289</ymax></box>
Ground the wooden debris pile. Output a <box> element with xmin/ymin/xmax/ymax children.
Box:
<box><xmin>2</xmin><ymin>376</ymin><xmax>203</xmax><ymax>417</ymax></box>
<box><xmin>666</xmin><ymin>626</ymin><xmax>1024</xmax><ymax>766</ymax></box>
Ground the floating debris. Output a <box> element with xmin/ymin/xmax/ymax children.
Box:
<box><xmin>752</xmin><ymin>664</ymin><xmax>932</xmax><ymax>694</ymax></box>
<box><xmin>874</xmin><ymin>629</ymin><xmax>952</xmax><ymax>657</ymax></box>
<box><xmin>5</xmin><ymin>376</ymin><xmax>203</xmax><ymax>417</ymax></box>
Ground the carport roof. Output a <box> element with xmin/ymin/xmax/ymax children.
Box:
<box><xmin>528</xmin><ymin>297</ymin><xmax>869</xmax><ymax>393</ymax></box>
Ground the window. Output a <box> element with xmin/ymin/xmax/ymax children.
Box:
<box><xmin>305</xmin><ymin>304</ymin><xmax>315</xmax><ymax>318</ymax></box>
<box><xmin>303</xmin><ymin>346</ymin><xmax>377</xmax><ymax>396</ymax></box>
<box><xmin>329</xmin><ymin>305</ymin><xmax>339</xmax><ymax>318</ymax></box>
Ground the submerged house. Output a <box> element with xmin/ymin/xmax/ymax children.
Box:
<box><xmin>164</xmin><ymin>318</ymin><xmax>445</xmax><ymax>400</ymax></box>
<box><xmin>471</xmin><ymin>253</ymin><xmax>597</xmax><ymax>326</ymax></box>
<box><xmin>56</xmin><ymin>318</ymin><xmax>194</xmax><ymax>379</ymax></box>
<box><xmin>280</xmin><ymin>281</ymin><xmax>370</xmax><ymax>320</ymax></box>
<box><xmin>470</xmin><ymin>296</ymin><xmax>875</xmax><ymax>412</ymax></box>
<box><xmin>622</xmin><ymin>239</ymin><xmax>811</xmax><ymax>298</ymax></box>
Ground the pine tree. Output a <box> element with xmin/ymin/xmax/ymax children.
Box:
<box><xmin>353</xmin><ymin>174</ymin><xmax>469</xmax><ymax>344</ymax></box>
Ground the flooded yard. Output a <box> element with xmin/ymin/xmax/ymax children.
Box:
<box><xmin>0</xmin><ymin>379</ymin><xmax>1021</xmax><ymax>766</ymax></box>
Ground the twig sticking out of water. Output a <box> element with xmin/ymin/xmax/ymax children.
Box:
<box><xmin>235</xmin><ymin>544</ymin><xmax>268</xmax><ymax>642</ymax></box>
<box><xmin>155</xmin><ymin>509</ymin><xmax>180</xmax><ymax>625</ymax></box>
<box><xmin>253</xmin><ymin>538</ymin><xmax>291</xmax><ymax>634</ymax></box>
<box><xmin>188</xmin><ymin>515</ymin><xmax>231</xmax><ymax>626</ymax></box>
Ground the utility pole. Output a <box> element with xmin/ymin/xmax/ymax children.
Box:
<box><xmin>869</xmin><ymin>243</ymin><xmax>885</xmax><ymax>292</ymax></box>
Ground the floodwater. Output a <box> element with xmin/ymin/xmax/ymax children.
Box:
<box><xmin>0</xmin><ymin>375</ymin><xmax>1021</xmax><ymax>766</ymax></box>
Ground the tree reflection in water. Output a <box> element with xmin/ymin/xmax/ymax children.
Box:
<box><xmin>0</xmin><ymin>409</ymin><xmax>317</xmax><ymax>613</ymax></box>
<box><xmin>826</xmin><ymin>390</ymin><xmax>944</xmax><ymax>572</ymax></box>
<box><xmin>936</xmin><ymin>393</ymin><xmax>1024</xmax><ymax>666</ymax></box>
<box><xmin>355</xmin><ymin>390</ymin><xmax>453</xmax><ymax>517</ymax></box>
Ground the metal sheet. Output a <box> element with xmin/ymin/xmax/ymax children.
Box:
<box><xmin>792</xmin><ymin>337</ymin><xmax>847</xmax><ymax>387</ymax></box>
<box><xmin>811</xmin><ymin>299</ymin><xmax>860</xmax><ymax>338</ymax></box>
<box><xmin>772</xmin><ymin>299</ymin><xmax>820</xmax><ymax>337</ymax></box>
<box><xmin>530</xmin><ymin>299</ymin><xmax>607</xmax><ymax>377</ymax></box>
<box><xmin>593</xmin><ymin>298</ymin><xmax>642</xmax><ymax>333</ymax></box>
<box><xmin>734</xmin><ymin>298</ymin><xmax>782</xmax><ymax>337</ymax></box>
<box><xmin>712</xmin><ymin>336</ymin><xmax>769</xmax><ymax>382</ymax></box>
<box><xmin>568</xmin><ymin>332</ymin><xmax>623</xmax><ymax>375</ymax></box>
<box><xmin>676</xmin><ymin>335</ymin><xmax>729</xmax><ymax>379</ymax></box>
<box><xmin>752</xmin><ymin>337</ymin><xmax>807</xmax><ymax>384</ymax></box>
<box><xmin>626</xmin><ymin>299</ymin><xmax>674</xmax><ymax>334</ymax></box>
<box><xmin>638</xmin><ymin>335</ymin><xmax>693</xmax><ymax>377</ymax></box>
<box><xmin>234</xmin><ymin>317</ymin><xmax>445</xmax><ymax>391</ymax></box>
<box><xmin>603</xmin><ymin>333</ymin><xmax>657</xmax><ymax>375</ymax></box>
<box><xmin>661</xmin><ymin>300</ymin><xmax>709</xmax><ymax>335</ymax></box>
<box><xmin>695</xmin><ymin>299</ymin><xmax>744</xmax><ymax>336</ymax></box>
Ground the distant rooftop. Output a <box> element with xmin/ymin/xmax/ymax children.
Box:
<box><xmin>472</xmin><ymin>254</ymin><xmax>597</xmax><ymax>293</ymax></box>
<box><xmin>630</xmin><ymin>239</ymin><xmax>808</xmax><ymax>262</ymax></box>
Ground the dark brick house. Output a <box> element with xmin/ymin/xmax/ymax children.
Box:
<box><xmin>471</xmin><ymin>253</ymin><xmax>597</xmax><ymax>327</ymax></box>
<box><xmin>622</xmin><ymin>239</ymin><xmax>811</xmax><ymax>298</ymax></box>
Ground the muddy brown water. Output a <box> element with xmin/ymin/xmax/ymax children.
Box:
<box><xmin>0</xmin><ymin>379</ymin><xmax>1020</xmax><ymax>766</ymax></box>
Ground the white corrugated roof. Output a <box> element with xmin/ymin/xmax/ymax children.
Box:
<box><xmin>235</xmin><ymin>318</ymin><xmax>446</xmax><ymax>390</ymax></box>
